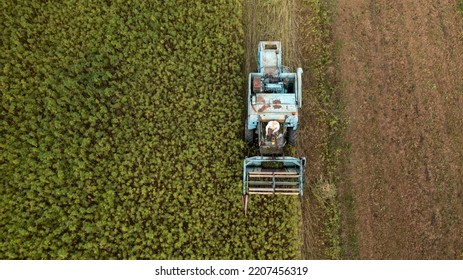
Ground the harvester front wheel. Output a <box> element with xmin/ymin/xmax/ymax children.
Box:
<box><xmin>245</xmin><ymin>122</ymin><xmax>254</xmax><ymax>145</ymax></box>
<box><xmin>287</xmin><ymin>127</ymin><xmax>297</xmax><ymax>145</ymax></box>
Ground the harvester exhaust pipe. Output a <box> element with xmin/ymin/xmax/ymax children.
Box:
<box><xmin>297</xmin><ymin>67</ymin><xmax>303</xmax><ymax>109</ymax></box>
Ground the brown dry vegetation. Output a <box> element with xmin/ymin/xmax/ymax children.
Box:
<box><xmin>335</xmin><ymin>0</ymin><xmax>463</xmax><ymax>259</ymax></box>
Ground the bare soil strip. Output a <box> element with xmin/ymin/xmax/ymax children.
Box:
<box><xmin>334</xmin><ymin>0</ymin><xmax>463</xmax><ymax>259</ymax></box>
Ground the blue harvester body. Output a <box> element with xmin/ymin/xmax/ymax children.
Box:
<box><xmin>242</xmin><ymin>41</ymin><xmax>306</xmax><ymax>213</ymax></box>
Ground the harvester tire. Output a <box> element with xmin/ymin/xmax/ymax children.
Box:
<box><xmin>288</xmin><ymin>127</ymin><xmax>297</xmax><ymax>145</ymax></box>
<box><xmin>245</xmin><ymin>122</ymin><xmax>254</xmax><ymax>145</ymax></box>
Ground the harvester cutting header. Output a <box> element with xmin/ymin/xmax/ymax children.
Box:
<box><xmin>242</xmin><ymin>41</ymin><xmax>306</xmax><ymax>214</ymax></box>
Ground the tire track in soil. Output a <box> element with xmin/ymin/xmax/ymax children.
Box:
<box><xmin>334</xmin><ymin>0</ymin><xmax>463</xmax><ymax>259</ymax></box>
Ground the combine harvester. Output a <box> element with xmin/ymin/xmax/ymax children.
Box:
<box><xmin>243</xmin><ymin>41</ymin><xmax>306</xmax><ymax>214</ymax></box>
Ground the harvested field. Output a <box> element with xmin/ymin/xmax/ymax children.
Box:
<box><xmin>334</xmin><ymin>0</ymin><xmax>463</xmax><ymax>259</ymax></box>
<box><xmin>245</xmin><ymin>0</ymin><xmax>463</xmax><ymax>259</ymax></box>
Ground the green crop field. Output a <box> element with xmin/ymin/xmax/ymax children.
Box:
<box><xmin>1</xmin><ymin>0</ymin><xmax>301</xmax><ymax>259</ymax></box>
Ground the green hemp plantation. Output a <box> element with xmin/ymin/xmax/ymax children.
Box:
<box><xmin>1</xmin><ymin>0</ymin><xmax>301</xmax><ymax>259</ymax></box>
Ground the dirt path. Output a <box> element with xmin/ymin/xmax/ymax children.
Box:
<box><xmin>334</xmin><ymin>0</ymin><xmax>463</xmax><ymax>258</ymax></box>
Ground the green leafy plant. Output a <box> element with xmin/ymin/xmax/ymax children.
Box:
<box><xmin>1</xmin><ymin>0</ymin><xmax>300</xmax><ymax>259</ymax></box>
